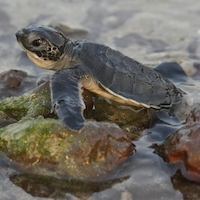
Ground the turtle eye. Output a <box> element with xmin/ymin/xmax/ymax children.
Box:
<box><xmin>32</xmin><ymin>39</ymin><xmax>42</xmax><ymax>47</ymax></box>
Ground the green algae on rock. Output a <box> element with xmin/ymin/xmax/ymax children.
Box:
<box><xmin>0</xmin><ymin>116</ymin><xmax>69</xmax><ymax>164</ymax></box>
<box><xmin>0</xmin><ymin>117</ymin><xmax>133</xmax><ymax>181</ymax></box>
<box><xmin>0</xmin><ymin>82</ymin><xmax>52</xmax><ymax>122</ymax></box>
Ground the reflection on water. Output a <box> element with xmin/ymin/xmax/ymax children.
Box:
<box><xmin>10</xmin><ymin>174</ymin><xmax>129</xmax><ymax>199</ymax></box>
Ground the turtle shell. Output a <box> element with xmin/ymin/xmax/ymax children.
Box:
<box><xmin>75</xmin><ymin>42</ymin><xmax>182</xmax><ymax>108</ymax></box>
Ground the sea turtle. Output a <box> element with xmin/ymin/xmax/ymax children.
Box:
<box><xmin>16</xmin><ymin>25</ymin><xmax>183</xmax><ymax>131</ymax></box>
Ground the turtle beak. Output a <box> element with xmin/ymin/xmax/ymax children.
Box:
<box><xmin>15</xmin><ymin>28</ymin><xmax>25</xmax><ymax>42</ymax></box>
<box><xmin>15</xmin><ymin>28</ymin><xmax>28</xmax><ymax>52</ymax></box>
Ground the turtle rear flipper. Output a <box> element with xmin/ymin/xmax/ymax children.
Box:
<box><xmin>51</xmin><ymin>68</ymin><xmax>85</xmax><ymax>131</ymax></box>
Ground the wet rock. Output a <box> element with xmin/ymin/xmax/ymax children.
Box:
<box><xmin>0</xmin><ymin>69</ymin><xmax>38</xmax><ymax>100</ymax></box>
<box><xmin>0</xmin><ymin>117</ymin><xmax>133</xmax><ymax>181</ymax></box>
<box><xmin>0</xmin><ymin>81</ymin><xmax>150</xmax><ymax>136</ymax></box>
<box><xmin>0</xmin><ymin>116</ymin><xmax>16</xmax><ymax>129</ymax></box>
<box><xmin>91</xmin><ymin>97</ymin><xmax>150</xmax><ymax>137</ymax></box>
<box><xmin>164</xmin><ymin>104</ymin><xmax>200</xmax><ymax>181</ymax></box>
<box><xmin>7</xmin><ymin>76</ymin><xmax>22</xmax><ymax>88</ymax></box>
<box><xmin>164</xmin><ymin>122</ymin><xmax>200</xmax><ymax>179</ymax></box>
<box><xmin>0</xmin><ymin>81</ymin><xmax>53</xmax><ymax>121</ymax></box>
<box><xmin>93</xmin><ymin>97</ymin><xmax>147</xmax><ymax>125</ymax></box>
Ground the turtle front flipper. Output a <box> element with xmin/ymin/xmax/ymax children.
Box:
<box><xmin>50</xmin><ymin>68</ymin><xmax>85</xmax><ymax>131</ymax></box>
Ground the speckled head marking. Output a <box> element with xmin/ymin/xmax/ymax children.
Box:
<box><xmin>16</xmin><ymin>24</ymin><xmax>69</xmax><ymax>70</ymax></box>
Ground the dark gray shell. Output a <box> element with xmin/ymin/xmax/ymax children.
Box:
<box><xmin>74</xmin><ymin>42</ymin><xmax>182</xmax><ymax>107</ymax></box>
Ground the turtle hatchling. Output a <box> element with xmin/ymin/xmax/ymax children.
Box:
<box><xmin>16</xmin><ymin>25</ymin><xmax>183</xmax><ymax>131</ymax></box>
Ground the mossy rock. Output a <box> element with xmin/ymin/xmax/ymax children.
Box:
<box><xmin>0</xmin><ymin>81</ymin><xmax>150</xmax><ymax>137</ymax></box>
<box><xmin>0</xmin><ymin>82</ymin><xmax>52</xmax><ymax>122</ymax></box>
<box><xmin>0</xmin><ymin>117</ymin><xmax>133</xmax><ymax>181</ymax></box>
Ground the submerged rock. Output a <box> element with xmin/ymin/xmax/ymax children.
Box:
<box><xmin>0</xmin><ymin>117</ymin><xmax>133</xmax><ymax>181</ymax></box>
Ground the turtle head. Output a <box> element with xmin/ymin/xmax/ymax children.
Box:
<box><xmin>16</xmin><ymin>24</ymin><xmax>69</xmax><ymax>70</ymax></box>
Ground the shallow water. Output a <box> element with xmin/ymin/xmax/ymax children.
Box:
<box><xmin>1</xmin><ymin>0</ymin><xmax>200</xmax><ymax>199</ymax></box>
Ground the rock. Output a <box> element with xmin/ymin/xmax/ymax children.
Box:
<box><xmin>0</xmin><ymin>117</ymin><xmax>133</xmax><ymax>181</ymax></box>
<box><xmin>164</xmin><ymin>122</ymin><xmax>200</xmax><ymax>178</ymax></box>
<box><xmin>0</xmin><ymin>69</ymin><xmax>38</xmax><ymax>100</ymax></box>
<box><xmin>154</xmin><ymin>62</ymin><xmax>187</xmax><ymax>83</ymax></box>
<box><xmin>91</xmin><ymin>96</ymin><xmax>150</xmax><ymax>137</ymax></box>
<box><xmin>0</xmin><ymin>72</ymin><xmax>143</xmax><ymax>181</ymax></box>
<box><xmin>164</xmin><ymin>105</ymin><xmax>200</xmax><ymax>181</ymax></box>
<box><xmin>0</xmin><ymin>80</ymin><xmax>150</xmax><ymax>135</ymax></box>
<box><xmin>0</xmin><ymin>81</ymin><xmax>53</xmax><ymax>121</ymax></box>
<box><xmin>7</xmin><ymin>76</ymin><xmax>22</xmax><ymax>88</ymax></box>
